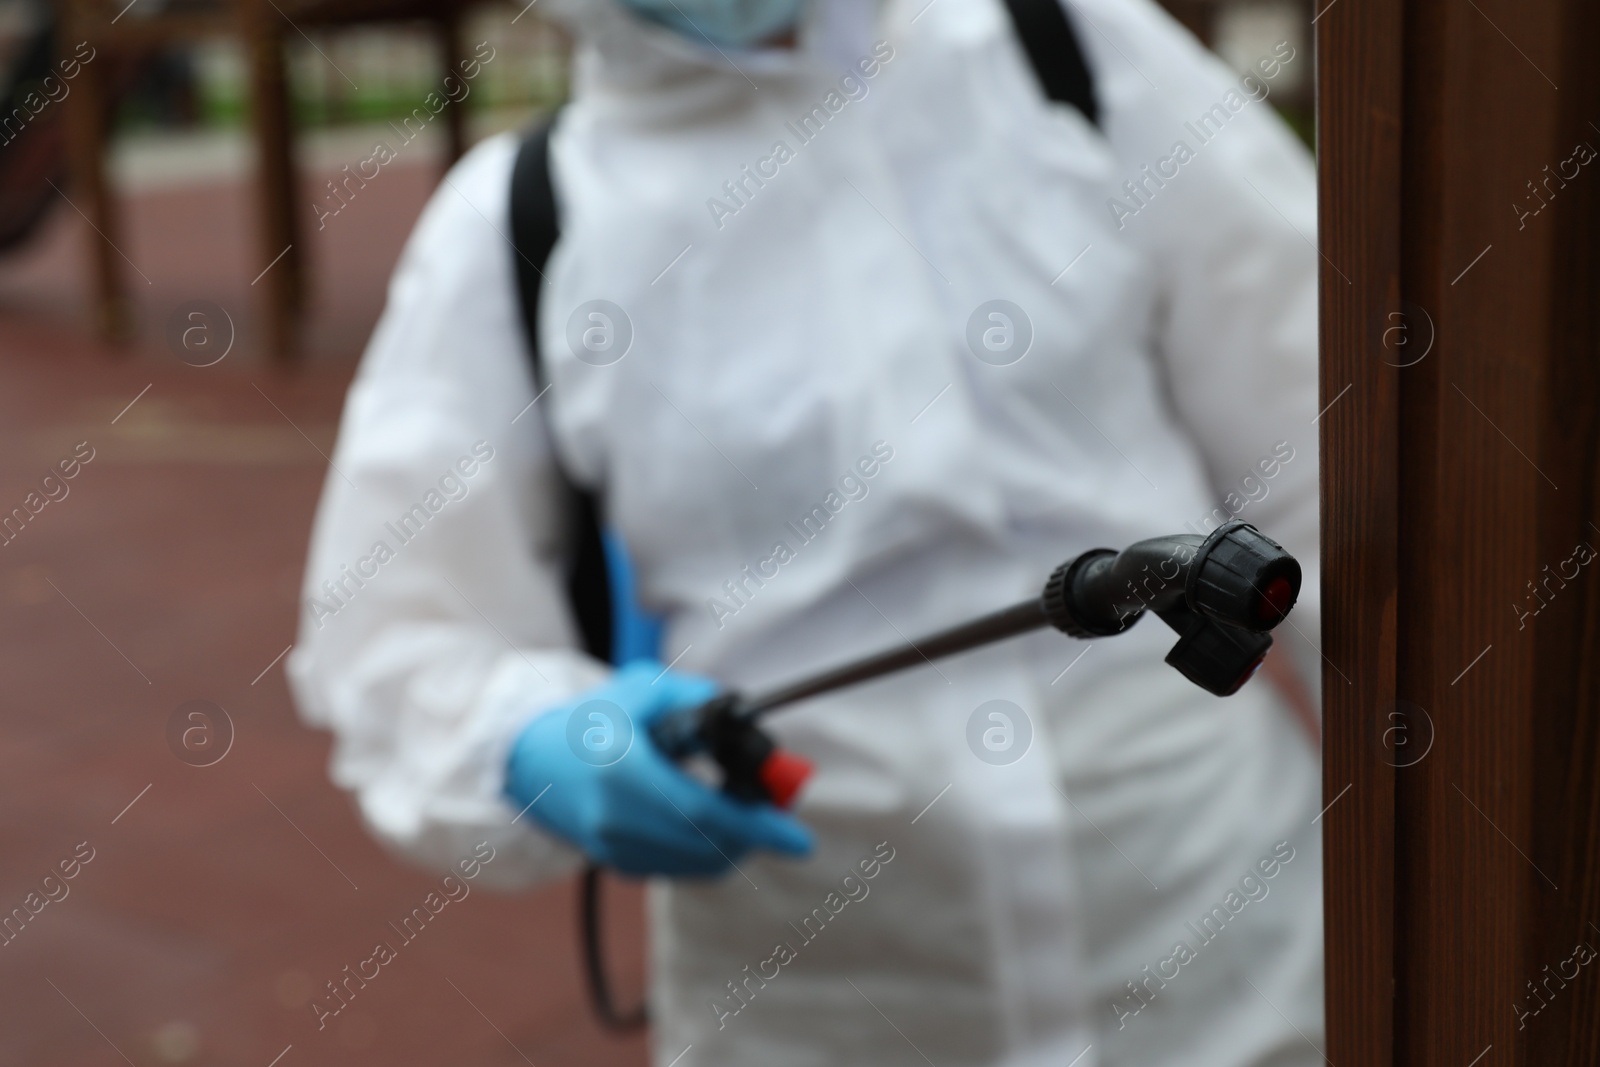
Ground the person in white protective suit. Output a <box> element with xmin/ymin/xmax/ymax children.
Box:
<box><xmin>287</xmin><ymin>0</ymin><xmax>1325</xmax><ymax>1064</ymax></box>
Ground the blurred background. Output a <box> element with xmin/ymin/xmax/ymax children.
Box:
<box><xmin>0</xmin><ymin>1</ymin><xmax>1311</xmax><ymax>1063</ymax></box>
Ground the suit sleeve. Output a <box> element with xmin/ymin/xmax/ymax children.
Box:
<box><xmin>1081</xmin><ymin>0</ymin><xmax>1324</xmax><ymax>706</ymax></box>
<box><xmin>286</xmin><ymin>133</ymin><xmax>609</xmax><ymax>889</ymax></box>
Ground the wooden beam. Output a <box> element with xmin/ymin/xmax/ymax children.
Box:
<box><xmin>1320</xmin><ymin>0</ymin><xmax>1600</xmax><ymax>1061</ymax></box>
<box><xmin>1316</xmin><ymin>0</ymin><xmax>1403</xmax><ymax>1060</ymax></box>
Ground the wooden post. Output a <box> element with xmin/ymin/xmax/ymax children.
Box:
<box><xmin>243</xmin><ymin>0</ymin><xmax>304</xmax><ymax>361</ymax></box>
<box><xmin>437</xmin><ymin>11</ymin><xmax>467</xmax><ymax>166</ymax></box>
<box><xmin>1318</xmin><ymin>0</ymin><xmax>1600</xmax><ymax>1061</ymax></box>
<box><xmin>59</xmin><ymin>6</ymin><xmax>132</xmax><ymax>343</ymax></box>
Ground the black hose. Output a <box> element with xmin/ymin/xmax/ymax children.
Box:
<box><xmin>579</xmin><ymin>864</ymin><xmax>648</xmax><ymax>1032</ymax></box>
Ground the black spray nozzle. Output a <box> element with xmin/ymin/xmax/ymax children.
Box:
<box><xmin>1155</xmin><ymin>601</ymin><xmax>1273</xmax><ymax>697</ymax></box>
<box><xmin>1042</xmin><ymin>520</ymin><xmax>1300</xmax><ymax>636</ymax></box>
<box><xmin>1041</xmin><ymin>521</ymin><xmax>1300</xmax><ymax>695</ymax></box>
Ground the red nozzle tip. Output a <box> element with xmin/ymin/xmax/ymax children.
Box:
<box><xmin>1259</xmin><ymin>576</ymin><xmax>1295</xmax><ymax>622</ymax></box>
<box><xmin>759</xmin><ymin>750</ymin><xmax>813</xmax><ymax>809</ymax></box>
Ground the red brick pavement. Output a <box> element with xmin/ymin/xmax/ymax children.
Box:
<box><xmin>0</xmin><ymin>157</ymin><xmax>648</xmax><ymax>1067</ymax></box>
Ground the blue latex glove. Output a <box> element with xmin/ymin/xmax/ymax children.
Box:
<box><xmin>505</xmin><ymin>661</ymin><xmax>814</xmax><ymax>877</ymax></box>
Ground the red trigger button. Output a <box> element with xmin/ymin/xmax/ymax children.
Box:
<box><xmin>758</xmin><ymin>750</ymin><xmax>813</xmax><ymax>809</ymax></box>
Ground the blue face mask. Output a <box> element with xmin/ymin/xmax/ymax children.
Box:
<box><xmin>619</xmin><ymin>0</ymin><xmax>810</xmax><ymax>48</ymax></box>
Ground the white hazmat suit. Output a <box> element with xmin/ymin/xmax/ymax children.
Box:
<box><xmin>288</xmin><ymin>0</ymin><xmax>1325</xmax><ymax>1064</ymax></box>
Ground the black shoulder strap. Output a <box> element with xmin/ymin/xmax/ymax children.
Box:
<box><xmin>511</xmin><ymin>120</ymin><xmax>649</xmax><ymax>1038</ymax></box>
<box><xmin>1000</xmin><ymin>0</ymin><xmax>1101</xmax><ymax>127</ymax></box>
<box><xmin>509</xmin><ymin>120</ymin><xmax>561</xmax><ymax>365</ymax></box>
<box><xmin>509</xmin><ymin>116</ymin><xmax>614</xmax><ymax>664</ymax></box>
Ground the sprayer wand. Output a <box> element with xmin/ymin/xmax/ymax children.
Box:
<box><xmin>648</xmin><ymin>519</ymin><xmax>1302</xmax><ymax>809</ymax></box>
